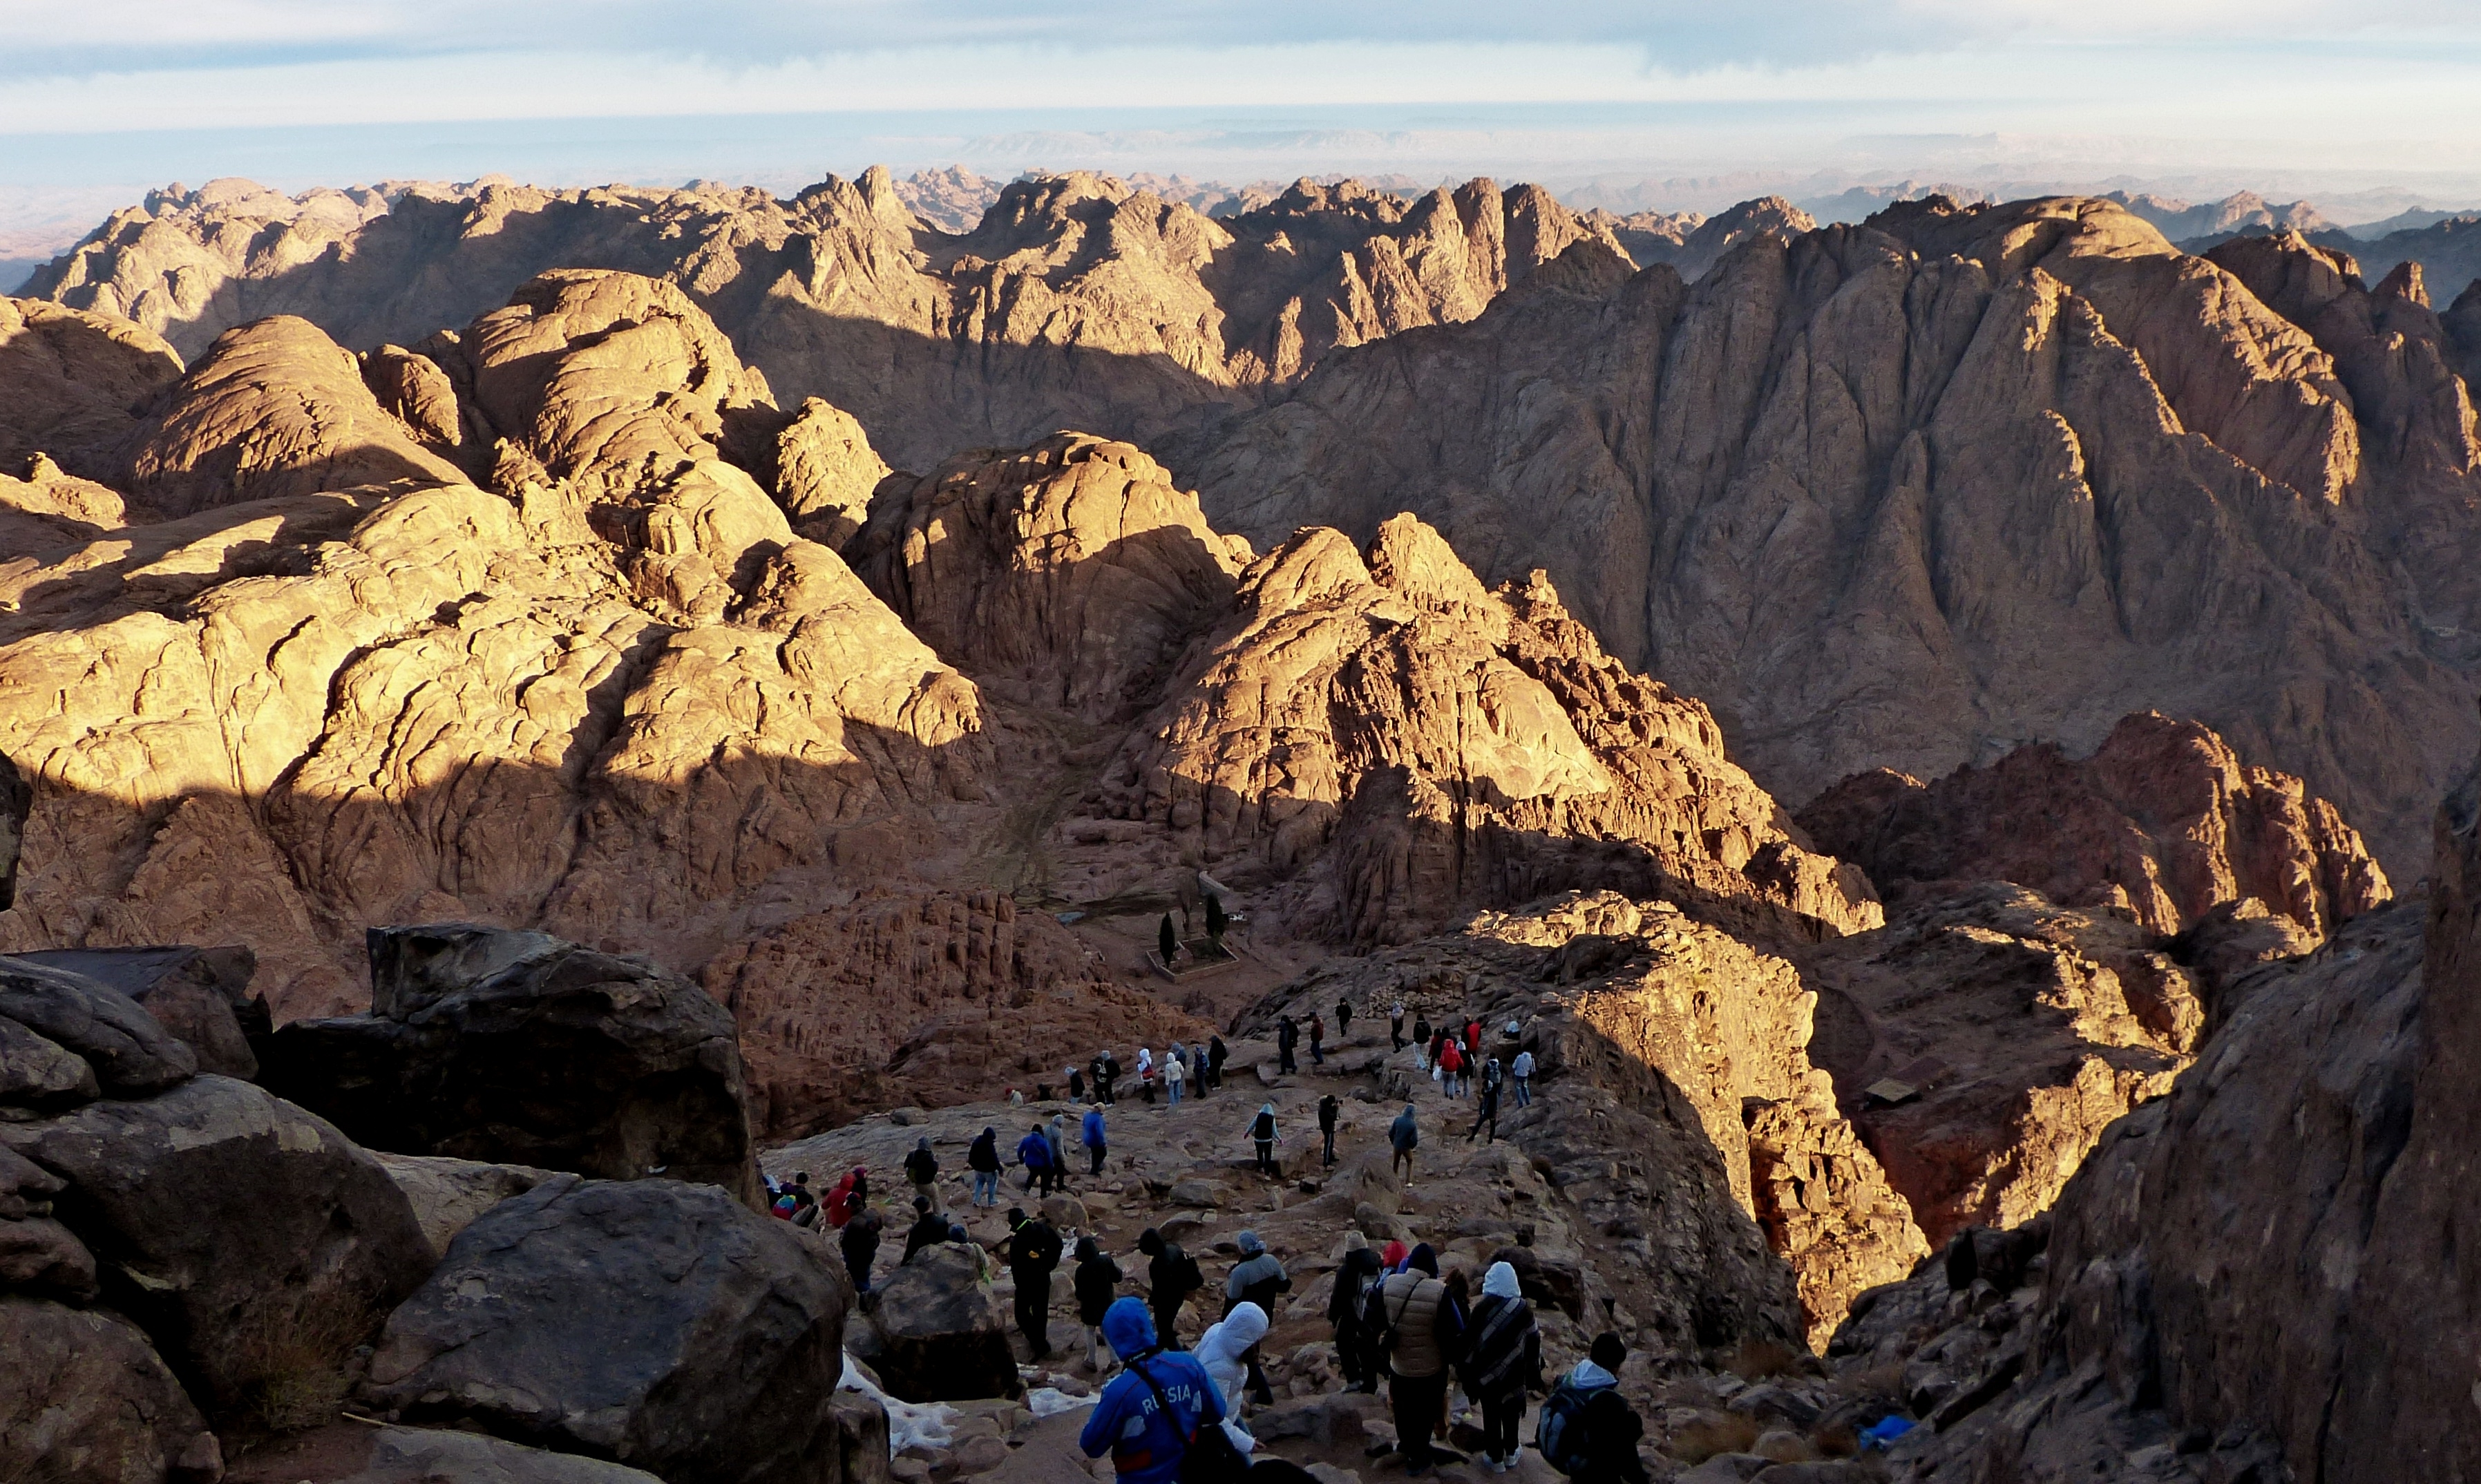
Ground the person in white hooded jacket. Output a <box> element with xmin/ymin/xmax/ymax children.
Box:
<box><xmin>1194</xmin><ymin>1300</ymin><xmax>1269</xmax><ymax>1454</ymax></box>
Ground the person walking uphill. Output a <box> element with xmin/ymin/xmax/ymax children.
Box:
<box><xmin>1197</xmin><ymin>1302</ymin><xmax>1271</xmax><ymax>1446</ymax></box>
<box><xmin>1390</xmin><ymin>1102</ymin><xmax>1420</xmax><ymax>1187</ymax></box>
<box><xmin>1005</xmin><ymin>1207</ymin><xmax>1065</xmax><ymax>1360</ymax></box>
<box><xmin>1248</xmin><ymin>1102</ymin><xmax>1280</xmax><ymax>1175</ymax></box>
<box><xmin>904</xmin><ymin>1138</ymin><xmax>940</xmax><ymax>1209</ymax></box>
<box><xmin>1336</xmin><ymin>998</ymin><xmax>1353</xmax><ymax>1038</ymax></box>
<box><xmin>1511</xmin><ymin>1047</ymin><xmax>1535</xmax><ymax>1107</ymax></box>
<box><xmin>1467</xmin><ymin>1072</ymin><xmax>1502</xmax><ymax>1144</ymax></box>
<box><xmin>1075</xmin><ymin>1235</ymin><xmax>1123</xmax><ymax>1375</ymax></box>
<box><xmin>967</xmin><ymin>1127</ymin><xmax>1003</xmax><ymax>1208</ymax></box>
<box><xmin>1309</xmin><ymin>1013</ymin><xmax>1325</xmax><ymax>1065</ymax></box>
<box><xmin>1376</xmin><ymin>1244</ymin><xmax>1464</xmax><ymax>1476</ymax></box>
<box><xmin>1079</xmin><ymin>1299</ymin><xmax>1228</xmax><ymax>1484</ymax></box>
<box><xmin>1276</xmin><ymin>1016</ymin><xmax>1299</xmax><ymax>1074</ymax></box>
<box><xmin>1207</xmin><ymin>1034</ymin><xmax>1228</xmax><ymax>1093</ymax></box>
<box><xmin>1225</xmin><ymin>1230</ymin><xmax>1289</xmax><ymax>1406</ymax></box>
<box><xmin>1391</xmin><ymin>1002</ymin><xmax>1407</xmax><ymax>1052</ymax></box>
<box><xmin>1083</xmin><ymin>1103</ymin><xmax>1110</xmax><ymax>1176</ymax></box>
<box><xmin>1139</xmin><ymin>1226</ymin><xmax>1204</xmax><ymax>1350</ymax></box>
<box><xmin>1018</xmin><ymin>1123</ymin><xmax>1058</xmax><ymax>1197</ymax></box>
<box><xmin>1463</xmin><ymin>1262</ymin><xmax>1542</xmax><ymax>1472</ymax></box>
<box><xmin>1318</xmin><ymin>1092</ymin><xmax>1340</xmax><ymax>1167</ymax></box>
<box><xmin>1329</xmin><ymin>1230</ymin><xmax>1384</xmax><ymax>1393</ymax></box>
<box><xmin>840</xmin><ymin>1205</ymin><xmax>883</xmax><ymax>1293</ymax></box>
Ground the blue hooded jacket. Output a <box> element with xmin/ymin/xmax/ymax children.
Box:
<box><xmin>1078</xmin><ymin>1297</ymin><xmax>1224</xmax><ymax>1484</ymax></box>
<box><xmin>1083</xmin><ymin>1107</ymin><xmax>1108</xmax><ymax>1148</ymax></box>
<box><xmin>1018</xmin><ymin>1130</ymin><xmax>1054</xmax><ymax>1170</ymax></box>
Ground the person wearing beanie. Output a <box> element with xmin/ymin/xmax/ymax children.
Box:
<box><xmin>1461</xmin><ymin>1262</ymin><xmax>1542</xmax><ymax>1472</ymax></box>
<box><xmin>1224</xmin><ymin>1230</ymin><xmax>1289</xmax><ymax>1405</ymax></box>
<box><xmin>1078</xmin><ymin>1299</ymin><xmax>1225</xmax><ymax>1484</ymax></box>
<box><xmin>1074</xmin><ymin>1235</ymin><xmax>1123</xmax><ymax>1375</ymax></box>
<box><xmin>1329</xmin><ymin>1229</ymin><xmax>1385</xmax><ymax>1392</ymax></box>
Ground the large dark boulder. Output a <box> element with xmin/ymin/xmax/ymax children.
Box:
<box><xmin>363</xmin><ymin>1174</ymin><xmax>852</xmax><ymax>1484</ymax></box>
<box><xmin>0</xmin><ymin>1296</ymin><xmax>224</xmax><ymax>1483</ymax></box>
<box><xmin>0</xmin><ymin>953</ymin><xmax>197</xmax><ymax>1096</ymax></box>
<box><xmin>862</xmin><ymin>1242</ymin><xmax>1022</xmax><ymax>1402</ymax></box>
<box><xmin>338</xmin><ymin>1426</ymin><xmax>668</xmax><ymax>1483</ymax></box>
<box><xmin>15</xmin><ymin>944</ymin><xmax>265</xmax><ymax>1078</ymax></box>
<box><xmin>260</xmin><ymin>924</ymin><xmax>761</xmax><ymax>1206</ymax></box>
<box><xmin>0</xmin><ymin>1074</ymin><xmax>431</xmax><ymax>1418</ymax></box>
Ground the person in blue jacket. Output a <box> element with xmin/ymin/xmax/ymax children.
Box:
<box><xmin>1078</xmin><ymin>1297</ymin><xmax>1226</xmax><ymax>1484</ymax></box>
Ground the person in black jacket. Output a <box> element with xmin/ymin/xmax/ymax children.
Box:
<box><xmin>1318</xmin><ymin>1093</ymin><xmax>1341</xmax><ymax>1166</ymax></box>
<box><xmin>1570</xmin><ymin>1387</ymin><xmax>1649</xmax><ymax>1484</ymax></box>
<box><xmin>967</xmin><ymin>1127</ymin><xmax>1002</xmax><ymax>1208</ymax></box>
<box><xmin>904</xmin><ymin>1137</ymin><xmax>940</xmax><ymax>1210</ymax></box>
<box><xmin>1073</xmin><ymin>1235</ymin><xmax>1122</xmax><ymax>1374</ymax></box>
<box><xmin>840</xmin><ymin>1206</ymin><xmax>883</xmax><ymax>1293</ymax></box>
<box><xmin>1005</xmin><ymin>1207</ymin><xmax>1065</xmax><ymax>1359</ymax></box>
<box><xmin>1137</xmin><ymin>1226</ymin><xmax>1200</xmax><ymax>1350</ymax></box>
<box><xmin>1206</xmin><ymin>1035</ymin><xmax>1228</xmax><ymax>1092</ymax></box>
<box><xmin>900</xmin><ymin>1197</ymin><xmax>949</xmax><ymax>1265</ymax></box>
<box><xmin>1329</xmin><ymin>1230</ymin><xmax>1384</xmax><ymax>1392</ymax></box>
<box><xmin>1276</xmin><ymin>1016</ymin><xmax>1299</xmax><ymax>1074</ymax></box>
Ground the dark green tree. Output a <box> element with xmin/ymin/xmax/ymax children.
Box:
<box><xmin>1159</xmin><ymin>913</ymin><xmax>1179</xmax><ymax>964</ymax></box>
<box><xmin>1205</xmin><ymin>892</ymin><xmax>1227</xmax><ymax>946</ymax></box>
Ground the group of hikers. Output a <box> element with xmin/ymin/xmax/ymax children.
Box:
<box><xmin>1076</xmin><ymin>1228</ymin><xmax>1650</xmax><ymax>1483</ymax></box>
<box><xmin>1064</xmin><ymin>1038</ymin><xmax>1232</xmax><ymax>1108</ymax></box>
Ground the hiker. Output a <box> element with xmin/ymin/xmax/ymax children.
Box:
<box><xmin>1411</xmin><ymin>1014</ymin><xmax>1432</xmax><ymax>1061</ymax></box>
<box><xmin>1318</xmin><ymin>1092</ymin><xmax>1340</xmax><ymax>1166</ymax></box>
<box><xmin>968</xmin><ymin>1127</ymin><xmax>1003</xmax><ymax>1207</ymax></box>
<box><xmin>1005</xmin><ymin>1206</ymin><xmax>1065</xmax><ymax>1359</ymax></box>
<box><xmin>1248</xmin><ymin>1102</ymin><xmax>1280</xmax><ymax>1175</ymax></box>
<box><xmin>1137</xmin><ymin>1046</ymin><xmax>1156</xmax><ymax>1083</ymax></box>
<box><xmin>1276</xmin><ymin>1016</ymin><xmax>1299</xmax><ymax>1074</ymax></box>
<box><xmin>1466</xmin><ymin>1019</ymin><xmax>1483</xmax><ymax>1062</ymax></box>
<box><xmin>1336</xmin><ymin>998</ymin><xmax>1353</xmax><ymax>1038</ymax></box>
<box><xmin>1467</xmin><ymin>1073</ymin><xmax>1502</xmax><ymax>1143</ymax></box>
<box><xmin>1391</xmin><ymin>1001</ymin><xmax>1407</xmax><ymax>1051</ymax></box>
<box><xmin>1018</xmin><ymin>1123</ymin><xmax>1058</xmax><ymax>1197</ymax></box>
<box><xmin>904</xmin><ymin>1138</ymin><xmax>939</xmax><ymax>1208</ymax></box>
<box><xmin>1077</xmin><ymin>1298</ymin><xmax>1226</xmax><ymax>1483</ymax></box>
<box><xmin>1164</xmin><ymin>1047</ymin><xmax>1186</xmax><ymax>1105</ymax></box>
<box><xmin>1438</xmin><ymin>1037</ymin><xmax>1465</xmax><ymax>1099</ymax></box>
<box><xmin>1224</xmin><ymin>1232</ymin><xmax>1289</xmax><ymax>1407</ymax></box>
<box><xmin>1206</xmin><ymin>1035</ymin><xmax>1228</xmax><ymax>1092</ymax></box>
<box><xmin>1373</xmin><ymin>1244</ymin><xmax>1464</xmax><ymax>1476</ymax></box>
<box><xmin>1069</xmin><ymin>1065</ymin><xmax>1087</xmax><ymax>1102</ymax></box>
<box><xmin>1138</xmin><ymin>1226</ymin><xmax>1204</xmax><ymax>1351</ymax></box>
<box><xmin>1197</xmin><ymin>1301</ymin><xmax>1271</xmax><ymax>1446</ymax></box>
<box><xmin>1512</xmin><ymin>1047</ymin><xmax>1535</xmax><ymax>1107</ymax></box>
<box><xmin>1309</xmin><ymin>1013</ymin><xmax>1325</xmax><ymax>1065</ymax></box>
<box><xmin>788</xmin><ymin>1173</ymin><xmax>819</xmax><ymax>1228</ymax></box>
<box><xmin>1541</xmin><ymin>1334</ymin><xmax>1643</xmax><ymax>1484</ymax></box>
<box><xmin>1463</xmin><ymin>1262</ymin><xmax>1542</xmax><ymax>1472</ymax></box>
<box><xmin>823</xmin><ymin>1167</ymin><xmax>862</xmax><ymax>1228</ymax></box>
<box><xmin>901</xmin><ymin>1197</ymin><xmax>949</xmax><ymax>1265</ymax></box>
<box><xmin>1390</xmin><ymin>1102</ymin><xmax>1420</xmax><ymax>1186</ymax></box>
<box><xmin>1100</xmin><ymin>1050</ymin><xmax>1121</xmax><ymax>1105</ymax></box>
<box><xmin>1074</xmin><ymin>1235</ymin><xmax>1124</xmax><ymax>1375</ymax></box>
<box><xmin>1083</xmin><ymin>1103</ymin><xmax>1110</xmax><ymax>1175</ymax></box>
<box><xmin>840</xmin><ymin>1206</ymin><xmax>883</xmax><ymax>1293</ymax></box>
<box><xmin>1482</xmin><ymin>1054</ymin><xmax>1505</xmax><ymax>1098</ymax></box>
<box><xmin>1047</xmin><ymin>1113</ymin><xmax>1070</xmax><ymax>1182</ymax></box>
<box><xmin>1330</xmin><ymin>1230</ymin><xmax>1385</xmax><ymax>1393</ymax></box>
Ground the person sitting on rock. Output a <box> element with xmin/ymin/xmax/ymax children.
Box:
<box><xmin>1330</xmin><ymin>1230</ymin><xmax>1385</xmax><ymax>1393</ymax></box>
<box><xmin>1318</xmin><ymin>1092</ymin><xmax>1341</xmax><ymax>1166</ymax></box>
<box><xmin>1083</xmin><ymin>1103</ymin><xmax>1110</xmax><ymax>1176</ymax></box>
<box><xmin>840</xmin><ymin>1204</ymin><xmax>883</xmax><ymax>1294</ymax></box>
<box><xmin>1138</xmin><ymin>1226</ymin><xmax>1203</xmax><ymax>1350</ymax></box>
<box><xmin>1391</xmin><ymin>1102</ymin><xmax>1420</xmax><ymax>1187</ymax></box>
<box><xmin>904</xmin><ymin>1139</ymin><xmax>939</xmax><ymax>1210</ymax></box>
<box><xmin>1018</xmin><ymin>1123</ymin><xmax>1059</xmax><ymax>1198</ymax></box>
<box><xmin>901</xmin><ymin>1197</ymin><xmax>949</xmax><ymax>1266</ymax></box>
<box><xmin>967</xmin><ymin>1127</ymin><xmax>1003</xmax><ymax>1208</ymax></box>
<box><xmin>1005</xmin><ymin>1206</ymin><xmax>1065</xmax><ymax>1360</ymax></box>
<box><xmin>1078</xmin><ymin>1297</ymin><xmax>1226</xmax><ymax>1484</ymax></box>
<box><xmin>1248</xmin><ymin>1103</ymin><xmax>1280</xmax><ymax>1175</ymax></box>
<box><xmin>1074</xmin><ymin>1235</ymin><xmax>1123</xmax><ymax>1375</ymax></box>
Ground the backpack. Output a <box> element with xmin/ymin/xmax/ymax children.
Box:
<box><xmin>1534</xmin><ymin>1374</ymin><xmax>1613</xmax><ymax>1476</ymax></box>
<box><xmin>1168</xmin><ymin>1246</ymin><xmax>1204</xmax><ymax>1295</ymax></box>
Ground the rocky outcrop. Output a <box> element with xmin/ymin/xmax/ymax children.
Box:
<box><xmin>364</xmin><ymin>1174</ymin><xmax>850</xmax><ymax>1484</ymax></box>
<box><xmin>1089</xmin><ymin>515</ymin><xmax>1881</xmax><ymax>946</ymax></box>
<box><xmin>370</xmin><ymin>1152</ymin><xmax>558</xmax><ymax>1263</ymax></box>
<box><xmin>1800</xmin><ymin>712</ymin><xmax>2390</xmax><ymax>938</ymax></box>
<box><xmin>12</xmin><ymin>945</ymin><xmax>265</xmax><ymax>1078</ymax></box>
<box><xmin>119</xmin><ymin>314</ymin><xmax>466</xmax><ymax>514</ymax></box>
<box><xmin>1239</xmin><ymin>889</ymin><xmax>1923</xmax><ymax>1349</ymax></box>
<box><xmin>28</xmin><ymin>170</ymin><xmax>1625</xmax><ymax>468</ymax></box>
<box><xmin>337</xmin><ymin>1427</ymin><xmax>669</xmax><ymax>1484</ymax></box>
<box><xmin>2</xmin><ymin>1072</ymin><xmax>431</xmax><ymax>1414</ymax></box>
<box><xmin>704</xmin><ymin>888</ymin><xmax>1208</xmax><ymax>1139</ymax></box>
<box><xmin>1184</xmin><ymin>196</ymin><xmax>2481</xmax><ymax>880</ymax></box>
<box><xmin>0</xmin><ymin>1297</ymin><xmax>223</xmax><ymax>1484</ymax></box>
<box><xmin>0</xmin><ymin>296</ymin><xmax>184</xmax><ymax>476</ymax></box>
<box><xmin>860</xmin><ymin>1241</ymin><xmax>1021</xmax><ymax>1403</ymax></box>
<box><xmin>259</xmin><ymin>923</ymin><xmax>763</xmax><ymax>1206</ymax></box>
<box><xmin>852</xmin><ymin>433</ymin><xmax>1251</xmax><ymax>721</ymax></box>
<box><xmin>1797</xmin><ymin>885</ymin><xmax>2196</xmax><ymax>1249</ymax></box>
<box><xmin>0</xmin><ymin>953</ymin><xmax>198</xmax><ymax>1096</ymax></box>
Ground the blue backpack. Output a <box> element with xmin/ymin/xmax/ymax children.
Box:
<box><xmin>1534</xmin><ymin>1372</ymin><xmax>1614</xmax><ymax>1475</ymax></box>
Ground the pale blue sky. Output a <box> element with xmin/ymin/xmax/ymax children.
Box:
<box><xmin>2</xmin><ymin>0</ymin><xmax>2478</xmax><ymax>254</ymax></box>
